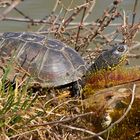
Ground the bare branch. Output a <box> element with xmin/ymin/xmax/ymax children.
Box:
<box><xmin>0</xmin><ymin>0</ymin><xmax>22</xmax><ymax>21</ymax></box>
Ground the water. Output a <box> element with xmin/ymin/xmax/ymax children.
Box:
<box><xmin>0</xmin><ymin>0</ymin><xmax>140</xmax><ymax>31</ymax></box>
<box><xmin>0</xmin><ymin>0</ymin><xmax>139</xmax><ymax>65</ymax></box>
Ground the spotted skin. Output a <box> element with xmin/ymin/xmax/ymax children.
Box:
<box><xmin>88</xmin><ymin>44</ymin><xmax>128</xmax><ymax>73</ymax></box>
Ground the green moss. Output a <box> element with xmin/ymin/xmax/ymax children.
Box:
<box><xmin>104</xmin><ymin>98</ymin><xmax>140</xmax><ymax>140</ymax></box>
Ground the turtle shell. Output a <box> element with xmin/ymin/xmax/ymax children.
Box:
<box><xmin>0</xmin><ymin>32</ymin><xmax>87</xmax><ymax>87</ymax></box>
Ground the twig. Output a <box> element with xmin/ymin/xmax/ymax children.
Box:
<box><xmin>2</xmin><ymin>17</ymin><xmax>124</xmax><ymax>27</ymax></box>
<box><xmin>82</xmin><ymin>84</ymin><xmax>136</xmax><ymax>139</ymax></box>
<box><xmin>54</xmin><ymin>0</ymin><xmax>74</xmax><ymax>35</ymax></box>
<box><xmin>60</xmin><ymin>124</ymin><xmax>104</xmax><ymax>140</ymax></box>
<box><xmin>69</xmin><ymin>22</ymin><xmax>122</xmax><ymax>26</ymax></box>
<box><xmin>48</xmin><ymin>6</ymin><xmax>64</xmax><ymax>35</ymax></box>
<box><xmin>130</xmin><ymin>41</ymin><xmax>140</xmax><ymax>50</ymax></box>
<box><xmin>45</xmin><ymin>99</ymin><xmax>75</xmax><ymax>118</ymax></box>
<box><xmin>27</xmin><ymin>112</ymin><xmax>94</xmax><ymax>128</ymax></box>
<box><xmin>75</xmin><ymin>3</ymin><xmax>87</xmax><ymax>51</ymax></box>
<box><xmin>9</xmin><ymin>128</ymin><xmax>39</xmax><ymax>139</ymax></box>
<box><xmin>132</xmin><ymin>0</ymin><xmax>138</xmax><ymax>26</ymax></box>
<box><xmin>61</xmin><ymin>2</ymin><xmax>91</xmax><ymax>12</ymax></box>
<box><xmin>127</xmin><ymin>53</ymin><xmax>140</xmax><ymax>59</ymax></box>
<box><xmin>41</xmin><ymin>0</ymin><xmax>60</xmax><ymax>21</ymax></box>
<box><xmin>83</xmin><ymin>0</ymin><xmax>96</xmax><ymax>21</ymax></box>
<box><xmin>0</xmin><ymin>0</ymin><xmax>21</xmax><ymax>21</ymax></box>
<box><xmin>51</xmin><ymin>0</ymin><xmax>60</xmax><ymax>14</ymax></box>
<box><xmin>63</xmin><ymin>6</ymin><xmax>84</xmax><ymax>27</ymax></box>
<box><xmin>14</xmin><ymin>7</ymin><xmax>34</xmax><ymax>24</ymax></box>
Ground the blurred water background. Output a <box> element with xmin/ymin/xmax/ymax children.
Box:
<box><xmin>0</xmin><ymin>0</ymin><xmax>139</xmax><ymax>65</ymax></box>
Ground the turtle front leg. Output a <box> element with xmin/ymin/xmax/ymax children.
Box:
<box><xmin>70</xmin><ymin>80</ymin><xmax>83</xmax><ymax>97</ymax></box>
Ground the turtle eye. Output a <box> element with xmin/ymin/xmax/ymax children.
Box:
<box><xmin>117</xmin><ymin>45</ymin><xmax>125</xmax><ymax>52</ymax></box>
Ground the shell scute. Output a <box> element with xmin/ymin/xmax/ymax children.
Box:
<box><xmin>0</xmin><ymin>38</ymin><xmax>24</xmax><ymax>57</ymax></box>
<box><xmin>64</xmin><ymin>47</ymin><xmax>86</xmax><ymax>69</ymax></box>
<box><xmin>47</xmin><ymin>39</ymin><xmax>66</xmax><ymax>50</ymax></box>
<box><xmin>38</xmin><ymin>49</ymin><xmax>76</xmax><ymax>86</ymax></box>
<box><xmin>3</xmin><ymin>32</ymin><xmax>21</xmax><ymax>38</ymax></box>
<box><xmin>17</xmin><ymin>42</ymin><xmax>44</xmax><ymax>63</ymax></box>
<box><xmin>20</xmin><ymin>33</ymin><xmax>45</xmax><ymax>42</ymax></box>
<box><xmin>17</xmin><ymin>42</ymin><xmax>48</xmax><ymax>75</ymax></box>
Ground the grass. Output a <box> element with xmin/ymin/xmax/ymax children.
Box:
<box><xmin>0</xmin><ymin>62</ymin><xmax>140</xmax><ymax>140</ymax></box>
<box><xmin>0</xmin><ymin>0</ymin><xmax>140</xmax><ymax>139</ymax></box>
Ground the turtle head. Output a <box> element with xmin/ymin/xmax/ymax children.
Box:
<box><xmin>110</xmin><ymin>44</ymin><xmax>128</xmax><ymax>59</ymax></box>
<box><xmin>88</xmin><ymin>44</ymin><xmax>128</xmax><ymax>72</ymax></box>
<box><xmin>105</xmin><ymin>44</ymin><xmax>128</xmax><ymax>68</ymax></box>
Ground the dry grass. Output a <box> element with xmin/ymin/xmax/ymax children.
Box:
<box><xmin>0</xmin><ymin>0</ymin><xmax>140</xmax><ymax>139</ymax></box>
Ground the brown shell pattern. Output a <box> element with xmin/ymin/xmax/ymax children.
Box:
<box><xmin>0</xmin><ymin>32</ymin><xmax>87</xmax><ymax>87</ymax></box>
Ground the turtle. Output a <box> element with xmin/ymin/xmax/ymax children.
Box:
<box><xmin>0</xmin><ymin>32</ymin><xmax>128</xmax><ymax>95</ymax></box>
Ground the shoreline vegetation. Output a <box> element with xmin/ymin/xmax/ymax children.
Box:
<box><xmin>0</xmin><ymin>0</ymin><xmax>140</xmax><ymax>139</ymax></box>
